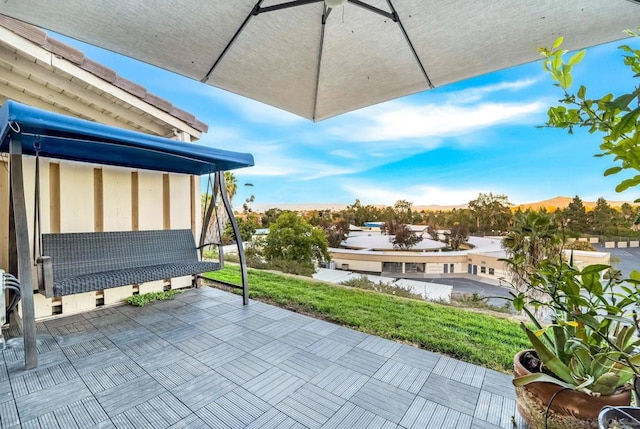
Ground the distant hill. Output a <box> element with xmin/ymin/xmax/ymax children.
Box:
<box><xmin>514</xmin><ymin>196</ymin><xmax>633</xmax><ymax>212</ymax></box>
<box><xmin>252</xmin><ymin>196</ymin><xmax>634</xmax><ymax>213</ymax></box>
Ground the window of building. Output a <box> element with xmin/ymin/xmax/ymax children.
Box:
<box><xmin>449</xmin><ymin>264</ymin><xmax>454</xmax><ymax>273</ymax></box>
<box><xmin>405</xmin><ymin>263</ymin><xmax>425</xmax><ymax>273</ymax></box>
<box><xmin>443</xmin><ymin>264</ymin><xmax>448</xmax><ymax>273</ymax></box>
<box><xmin>382</xmin><ymin>262</ymin><xmax>402</xmax><ymax>273</ymax></box>
<box><xmin>489</xmin><ymin>268</ymin><xmax>495</xmax><ymax>275</ymax></box>
<box><xmin>480</xmin><ymin>266</ymin><xmax>486</xmax><ymax>274</ymax></box>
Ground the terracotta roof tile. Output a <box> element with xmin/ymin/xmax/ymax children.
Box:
<box><xmin>0</xmin><ymin>14</ymin><xmax>208</xmax><ymax>134</ymax></box>
<box><xmin>45</xmin><ymin>38</ymin><xmax>84</xmax><ymax>64</ymax></box>
<box><xmin>0</xmin><ymin>15</ymin><xmax>46</xmax><ymax>45</ymax></box>
<box><xmin>114</xmin><ymin>76</ymin><xmax>147</xmax><ymax>99</ymax></box>
<box><xmin>79</xmin><ymin>58</ymin><xmax>117</xmax><ymax>83</ymax></box>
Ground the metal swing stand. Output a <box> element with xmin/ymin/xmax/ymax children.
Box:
<box><xmin>199</xmin><ymin>172</ymin><xmax>249</xmax><ymax>306</ymax></box>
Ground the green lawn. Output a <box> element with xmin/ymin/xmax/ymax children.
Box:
<box><xmin>205</xmin><ymin>266</ymin><xmax>528</xmax><ymax>373</ymax></box>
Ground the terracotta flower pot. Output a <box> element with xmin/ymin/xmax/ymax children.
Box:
<box><xmin>513</xmin><ymin>350</ymin><xmax>632</xmax><ymax>429</ymax></box>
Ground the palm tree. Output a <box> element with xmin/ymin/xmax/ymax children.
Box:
<box><xmin>502</xmin><ymin>211</ymin><xmax>562</xmax><ymax>318</ymax></box>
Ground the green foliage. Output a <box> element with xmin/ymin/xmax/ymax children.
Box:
<box><xmin>444</xmin><ymin>222</ymin><xmax>469</xmax><ymax>250</ymax></box>
<box><xmin>206</xmin><ymin>266</ymin><xmax>529</xmax><ymax>372</ymax></box>
<box><xmin>340</xmin><ymin>274</ymin><xmax>423</xmax><ymax>299</ymax></box>
<box><xmin>264</xmin><ymin>211</ymin><xmax>330</xmax><ymax>270</ymax></box>
<box><xmin>388</xmin><ymin>223</ymin><xmax>423</xmax><ymax>250</ymax></box>
<box><xmin>125</xmin><ymin>290</ymin><xmax>181</xmax><ymax>307</ymax></box>
<box><xmin>507</xmin><ymin>258</ymin><xmax>640</xmax><ymax>395</ymax></box>
<box><xmin>468</xmin><ymin>192</ymin><xmax>512</xmax><ymax>235</ymax></box>
<box><xmin>541</xmin><ymin>35</ymin><xmax>640</xmax><ymax>202</ymax></box>
<box><xmin>564</xmin><ymin>240</ymin><xmax>596</xmax><ymax>251</ymax></box>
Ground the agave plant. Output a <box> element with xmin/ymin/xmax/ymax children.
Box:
<box><xmin>508</xmin><ymin>258</ymin><xmax>640</xmax><ymax>396</ymax></box>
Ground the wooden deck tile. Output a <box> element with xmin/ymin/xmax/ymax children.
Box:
<box><xmin>278</xmin><ymin>351</ymin><xmax>333</xmax><ymax>381</ymax></box>
<box><xmin>82</xmin><ymin>360</ymin><xmax>146</xmax><ymax>394</ymax></box>
<box><xmin>243</xmin><ymin>367</ymin><xmax>305</xmax><ymax>405</ymax></box>
<box><xmin>169</xmin><ymin>371</ymin><xmax>236</xmax><ymax>410</ymax></box>
<box><xmin>418</xmin><ymin>374</ymin><xmax>480</xmax><ymax>415</ymax></box>
<box><xmin>194</xmin><ymin>343</ymin><xmax>245</xmax><ymax>368</ymax></box>
<box><xmin>310</xmin><ymin>364</ymin><xmax>369</xmax><ymax>399</ymax></box>
<box><xmin>94</xmin><ymin>374</ymin><xmax>165</xmax><ymax>416</ymax></box>
<box><xmin>256</xmin><ymin>320</ymin><xmax>301</xmax><ymax>339</ymax></box>
<box><xmin>336</xmin><ymin>348</ymin><xmax>387</xmax><ymax>376</ymax></box>
<box><xmin>325</xmin><ymin>327</ymin><xmax>368</xmax><ymax>346</ymax></box>
<box><xmin>433</xmin><ymin>356</ymin><xmax>486</xmax><ymax>388</ymax></box>
<box><xmin>11</xmin><ymin>361</ymin><xmax>79</xmax><ymax>397</ymax></box>
<box><xmin>0</xmin><ymin>399</ymin><xmax>20</xmax><ymax>428</ymax></box>
<box><xmin>196</xmin><ymin>387</ymin><xmax>270</xmax><ymax>428</ymax></box>
<box><xmin>305</xmin><ymin>337</ymin><xmax>352</xmax><ymax>362</ymax></box>
<box><xmin>301</xmin><ymin>320</ymin><xmax>339</xmax><ymax>336</ymax></box>
<box><xmin>244</xmin><ymin>408</ymin><xmax>306</xmax><ymax>429</ymax></box>
<box><xmin>373</xmin><ymin>360</ymin><xmax>429</xmax><ymax>393</ymax></box>
<box><xmin>210</xmin><ymin>324</ymin><xmax>252</xmax><ymax>342</ymax></box>
<box><xmin>241</xmin><ymin>315</ymin><xmax>276</xmax><ymax>331</ymax></box>
<box><xmin>216</xmin><ymin>353</ymin><xmax>272</xmax><ymax>384</ymax></box>
<box><xmin>251</xmin><ymin>340</ymin><xmax>301</xmax><ymax>365</ymax></box>
<box><xmin>276</xmin><ymin>384</ymin><xmax>345</xmax><ymax>429</ymax></box>
<box><xmin>473</xmin><ymin>390</ymin><xmax>520</xmax><ymax>429</ymax></box>
<box><xmin>321</xmin><ymin>402</ymin><xmax>398</xmax><ymax>429</ymax></box>
<box><xmin>112</xmin><ymin>392</ymin><xmax>191</xmax><ymax>428</ymax></box>
<box><xmin>15</xmin><ymin>378</ymin><xmax>93</xmax><ymax>421</ymax></box>
<box><xmin>390</xmin><ymin>344</ymin><xmax>442</xmax><ymax>372</ymax></box>
<box><xmin>356</xmin><ymin>335</ymin><xmax>401</xmax><ymax>358</ymax></box>
<box><xmin>349</xmin><ymin>378</ymin><xmax>416</xmax><ymax>424</ymax></box>
<box><xmin>279</xmin><ymin>329</ymin><xmax>323</xmax><ymax>349</ymax></box>
<box><xmin>149</xmin><ymin>356</ymin><xmax>211</xmax><ymax>390</ymax></box>
<box><xmin>227</xmin><ymin>330</ymin><xmax>275</xmax><ymax>352</ymax></box>
<box><xmin>174</xmin><ymin>333</ymin><xmax>221</xmax><ymax>355</ymax></box>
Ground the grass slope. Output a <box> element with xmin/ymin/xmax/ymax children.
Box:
<box><xmin>205</xmin><ymin>266</ymin><xmax>528</xmax><ymax>372</ymax></box>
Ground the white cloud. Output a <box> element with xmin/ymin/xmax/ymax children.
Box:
<box><xmin>446</xmin><ymin>78</ymin><xmax>540</xmax><ymax>104</ymax></box>
<box><xmin>329</xmin><ymin>149</ymin><xmax>359</xmax><ymax>159</ymax></box>
<box><xmin>330</xmin><ymin>100</ymin><xmax>545</xmax><ymax>142</ymax></box>
<box><xmin>343</xmin><ymin>183</ymin><xmax>485</xmax><ymax>206</ymax></box>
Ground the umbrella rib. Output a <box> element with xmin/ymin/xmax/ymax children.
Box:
<box><xmin>386</xmin><ymin>0</ymin><xmax>434</xmax><ymax>89</ymax></box>
<box><xmin>312</xmin><ymin>5</ymin><xmax>329</xmax><ymax>121</ymax></box>
<box><xmin>201</xmin><ymin>0</ymin><xmax>265</xmax><ymax>83</ymax></box>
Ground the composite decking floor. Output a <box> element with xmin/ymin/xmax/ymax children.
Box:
<box><xmin>0</xmin><ymin>287</ymin><xmax>526</xmax><ymax>429</ymax></box>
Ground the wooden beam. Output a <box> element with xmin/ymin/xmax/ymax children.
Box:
<box><xmin>9</xmin><ymin>136</ymin><xmax>37</xmax><ymax>369</ymax></box>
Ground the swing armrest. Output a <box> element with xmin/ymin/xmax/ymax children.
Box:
<box><xmin>36</xmin><ymin>256</ymin><xmax>54</xmax><ymax>298</ymax></box>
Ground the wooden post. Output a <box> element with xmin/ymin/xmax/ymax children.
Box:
<box><xmin>217</xmin><ymin>172</ymin><xmax>249</xmax><ymax>305</ymax></box>
<box><xmin>9</xmin><ymin>136</ymin><xmax>38</xmax><ymax>369</ymax></box>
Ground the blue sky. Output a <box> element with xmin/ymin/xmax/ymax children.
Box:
<box><xmin>55</xmin><ymin>33</ymin><xmax>640</xmax><ymax>209</ymax></box>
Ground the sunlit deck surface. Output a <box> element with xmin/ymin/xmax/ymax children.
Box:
<box><xmin>1</xmin><ymin>286</ymin><xmax>525</xmax><ymax>428</ymax></box>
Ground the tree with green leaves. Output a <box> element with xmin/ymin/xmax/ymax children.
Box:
<box><xmin>563</xmin><ymin>195</ymin><xmax>589</xmax><ymax>234</ymax></box>
<box><xmin>389</xmin><ymin>224</ymin><xmax>423</xmax><ymax>250</ymax></box>
<box><xmin>590</xmin><ymin>197</ymin><xmax>614</xmax><ymax>236</ymax></box>
<box><xmin>468</xmin><ymin>192</ymin><xmax>513</xmax><ymax>235</ymax></box>
<box><xmin>540</xmin><ymin>34</ymin><xmax>640</xmax><ymax>201</ymax></box>
<box><xmin>264</xmin><ymin>211</ymin><xmax>330</xmax><ymax>272</ymax></box>
<box><xmin>444</xmin><ymin>223</ymin><xmax>469</xmax><ymax>250</ymax></box>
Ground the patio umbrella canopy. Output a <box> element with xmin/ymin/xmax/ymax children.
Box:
<box><xmin>0</xmin><ymin>100</ymin><xmax>254</xmax><ymax>174</ymax></box>
<box><xmin>1</xmin><ymin>1</ymin><xmax>640</xmax><ymax>121</ymax></box>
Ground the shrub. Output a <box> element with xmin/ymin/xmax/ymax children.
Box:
<box><xmin>125</xmin><ymin>290</ymin><xmax>181</xmax><ymax>307</ymax></box>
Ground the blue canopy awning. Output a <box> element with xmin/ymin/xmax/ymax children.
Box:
<box><xmin>0</xmin><ymin>100</ymin><xmax>254</xmax><ymax>175</ymax></box>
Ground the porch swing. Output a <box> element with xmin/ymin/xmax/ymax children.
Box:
<box><xmin>0</xmin><ymin>100</ymin><xmax>254</xmax><ymax>369</ymax></box>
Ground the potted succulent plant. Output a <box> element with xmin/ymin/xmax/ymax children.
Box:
<box><xmin>505</xmin><ymin>255</ymin><xmax>640</xmax><ymax>429</ymax></box>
